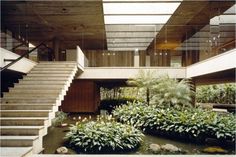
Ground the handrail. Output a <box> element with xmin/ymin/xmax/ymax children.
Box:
<box><xmin>1</xmin><ymin>40</ymin><xmax>52</xmax><ymax>72</ymax></box>
<box><xmin>11</xmin><ymin>43</ymin><xmax>25</xmax><ymax>52</ymax></box>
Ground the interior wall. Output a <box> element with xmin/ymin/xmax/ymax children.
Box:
<box><xmin>61</xmin><ymin>79</ymin><xmax>100</xmax><ymax>113</ymax></box>
<box><xmin>182</xmin><ymin>50</ymin><xmax>199</xmax><ymax>66</ymax></box>
<box><xmin>149</xmin><ymin>50</ymin><xmax>171</xmax><ymax>66</ymax></box>
<box><xmin>84</xmin><ymin>50</ymin><xmax>134</xmax><ymax>67</ymax></box>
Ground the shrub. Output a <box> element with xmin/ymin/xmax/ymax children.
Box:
<box><xmin>152</xmin><ymin>75</ymin><xmax>194</xmax><ymax>109</ymax></box>
<box><xmin>127</xmin><ymin>71</ymin><xmax>194</xmax><ymax>108</ymax></box>
<box><xmin>65</xmin><ymin>115</ymin><xmax>144</xmax><ymax>153</ymax></box>
<box><xmin>52</xmin><ymin>111</ymin><xmax>67</xmax><ymax>127</ymax></box>
<box><xmin>99</xmin><ymin>97</ymin><xmax>139</xmax><ymax>113</ymax></box>
<box><xmin>196</xmin><ymin>83</ymin><xmax>236</xmax><ymax>104</ymax></box>
<box><xmin>113</xmin><ymin>102</ymin><xmax>236</xmax><ymax>144</ymax></box>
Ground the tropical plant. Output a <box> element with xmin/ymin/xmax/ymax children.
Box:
<box><xmin>52</xmin><ymin>111</ymin><xmax>67</xmax><ymax>127</ymax></box>
<box><xmin>196</xmin><ymin>83</ymin><xmax>236</xmax><ymax>104</ymax></box>
<box><xmin>113</xmin><ymin>102</ymin><xmax>236</xmax><ymax>144</ymax></box>
<box><xmin>152</xmin><ymin>75</ymin><xmax>194</xmax><ymax>109</ymax></box>
<box><xmin>65</xmin><ymin>115</ymin><xmax>144</xmax><ymax>153</ymax></box>
<box><xmin>127</xmin><ymin>70</ymin><xmax>157</xmax><ymax>105</ymax></box>
<box><xmin>100</xmin><ymin>87</ymin><xmax>139</xmax><ymax>100</ymax></box>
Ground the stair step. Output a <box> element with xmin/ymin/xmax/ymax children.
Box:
<box><xmin>4</xmin><ymin>91</ymin><xmax>60</xmax><ymax>97</ymax></box>
<box><xmin>0</xmin><ymin>147</ymin><xmax>33</xmax><ymax>157</ymax></box>
<box><xmin>0</xmin><ymin>117</ymin><xmax>49</xmax><ymax>126</ymax></box>
<box><xmin>32</xmin><ymin>67</ymin><xmax>76</xmax><ymax>71</ymax></box>
<box><xmin>39</xmin><ymin>61</ymin><xmax>76</xmax><ymax>64</ymax></box>
<box><xmin>0</xmin><ymin>110</ymin><xmax>52</xmax><ymax>117</ymax></box>
<box><xmin>27</xmin><ymin>73</ymin><xmax>74</xmax><ymax>77</ymax></box>
<box><xmin>18</xmin><ymin>80</ymin><xmax>67</xmax><ymax>85</ymax></box>
<box><xmin>2</xmin><ymin>96</ymin><xmax>58</xmax><ymax>100</ymax></box>
<box><xmin>7</xmin><ymin>89</ymin><xmax>61</xmax><ymax>94</ymax></box>
<box><xmin>0</xmin><ymin>136</ymin><xmax>39</xmax><ymax>147</ymax></box>
<box><xmin>36</xmin><ymin>64</ymin><xmax>76</xmax><ymax>68</ymax></box>
<box><xmin>14</xmin><ymin>83</ymin><xmax>64</xmax><ymax>88</ymax></box>
<box><xmin>1</xmin><ymin>99</ymin><xmax>56</xmax><ymax>103</ymax></box>
<box><xmin>0</xmin><ymin>104</ymin><xmax>56</xmax><ymax>110</ymax></box>
<box><xmin>1</xmin><ymin>126</ymin><xmax>44</xmax><ymax>136</ymax></box>
<box><xmin>23</xmin><ymin>77</ymin><xmax>69</xmax><ymax>81</ymax></box>
<box><xmin>30</xmin><ymin>70</ymin><xmax>73</xmax><ymax>74</ymax></box>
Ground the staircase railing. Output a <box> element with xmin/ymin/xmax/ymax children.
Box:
<box><xmin>0</xmin><ymin>40</ymin><xmax>52</xmax><ymax>72</ymax></box>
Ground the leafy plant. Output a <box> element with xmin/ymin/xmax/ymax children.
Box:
<box><xmin>127</xmin><ymin>70</ymin><xmax>157</xmax><ymax>105</ymax></box>
<box><xmin>52</xmin><ymin>111</ymin><xmax>67</xmax><ymax>127</ymax></box>
<box><xmin>196</xmin><ymin>83</ymin><xmax>236</xmax><ymax>104</ymax></box>
<box><xmin>65</xmin><ymin>115</ymin><xmax>144</xmax><ymax>153</ymax></box>
<box><xmin>100</xmin><ymin>87</ymin><xmax>139</xmax><ymax>100</ymax></box>
<box><xmin>113</xmin><ymin>102</ymin><xmax>236</xmax><ymax>144</ymax></box>
<box><xmin>99</xmin><ymin>97</ymin><xmax>140</xmax><ymax>113</ymax></box>
<box><xmin>152</xmin><ymin>75</ymin><xmax>194</xmax><ymax>109</ymax></box>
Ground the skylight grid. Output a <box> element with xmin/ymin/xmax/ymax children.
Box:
<box><xmin>103</xmin><ymin>1</ymin><xmax>181</xmax><ymax>51</ymax></box>
<box><xmin>108</xmin><ymin>43</ymin><xmax>149</xmax><ymax>47</ymax></box>
<box><xmin>103</xmin><ymin>3</ymin><xmax>181</xmax><ymax>15</ymax></box>
<box><xmin>107</xmin><ymin>38</ymin><xmax>154</xmax><ymax>43</ymax></box>
<box><xmin>105</xmin><ymin>25</ymin><xmax>163</xmax><ymax>32</ymax></box>
<box><xmin>106</xmin><ymin>32</ymin><xmax>157</xmax><ymax>38</ymax></box>
<box><xmin>108</xmin><ymin>47</ymin><xmax>147</xmax><ymax>51</ymax></box>
<box><xmin>104</xmin><ymin>15</ymin><xmax>171</xmax><ymax>24</ymax></box>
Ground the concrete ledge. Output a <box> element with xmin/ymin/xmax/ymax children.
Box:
<box><xmin>78</xmin><ymin>67</ymin><xmax>186</xmax><ymax>79</ymax></box>
<box><xmin>186</xmin><ymin>48</ymin><xmax>236</xmax><ymax>78</ymax></box>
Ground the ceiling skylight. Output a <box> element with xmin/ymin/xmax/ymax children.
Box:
<box><xmin>103</xmin><ymin>3</ymin><xmax>181</xmax><ymax>15</ymax></box>
<box><xmin>107</xmin><ymin>38</ymin><xmax>153</xmax><ymax>43</ymax></box>
<box><xmin>103</xmin><ymin>1</ymin><xmax>181</xmax><ymax>51</ymax></box>
<box><xmin>104</xmin><ymin>15</ymin><xmax>171</xmax><ymax>24</ymax></box>
<box><xmin>106</xmin><ymin>32</ymin><xmax>157</xmax><ymax>38</ymax></box>
<box><xmin>105</xmin><ymin>25</ymin><xmax>163</xmax><ymax>32</ymax></box>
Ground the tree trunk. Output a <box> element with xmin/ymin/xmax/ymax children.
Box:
<box><xmin>147</xmin><ymin>88</ymin><xmax>150</xmax><ymax>105</ymax></box>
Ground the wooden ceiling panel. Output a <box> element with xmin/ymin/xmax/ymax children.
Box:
<box><xmin>1</xmin><ymin>0</ymin><xmax>106</xmax><ymax>50</ymax></box>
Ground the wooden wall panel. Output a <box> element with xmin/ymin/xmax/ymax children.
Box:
<box><xmin>84</xmin><ymin>50</ymin><xmax>134</xmax><ymax>67</ymax></box>
<box><xmin>150</xmin><ymin>50</ymin><xmax>171</xmax><ymax>66</ymax></box>
<box><xmin>62</xmin><ymin>80</ymin><xmax>100</xmax><ymax>113</ymax></box>
<box><xmin>182</xmin><ymin>50</ymin><xmax>199</xmax><ymax>66</ymax></box>
<box><xmin>139</xmin><ymin>50</ymin><xmax>146</xmax><ymax>66</ymax></box>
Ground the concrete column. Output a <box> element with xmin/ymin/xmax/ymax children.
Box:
<box><xmin>6</xmin><ymin>30</ymin><xmax>13</xmax><ymax>51</ymax></box>
<box><xmin>53</xmin><ymin>37</ymin><xmax>60</xmax><ymax>61</ymax></box>
<box><xmin>190</xmin><ymin>79</ymin><xmax>196</xmax><ymax>107</ymax></box>
<box><xmin>134</xmin><ymin>49</ymin><xmax>139</xmax><ymax>67</ymax></box>
<box><xmin>146</xmin><ymin>55</ymin><xmax>150</xmax><ymax>66</ymax></box>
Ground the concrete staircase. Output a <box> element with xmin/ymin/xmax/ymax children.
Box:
<box><xmin>0</xmin><ymin>61</ymin><xmax>78</xmax><ymax>157</ymax></box>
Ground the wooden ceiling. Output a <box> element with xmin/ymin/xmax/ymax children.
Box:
<box><xmin>148</xmin><ymin>0</ymin><xmax>235</xmax><ymax>50</ymax></box>
<box><xmin>1</xmin><ymin>0</ymin><xmax>235</xmax><ymax>50</ymax></box>
<box><xmin>1</xmin><ymin>0</ymin><xmax>106</xmax><ymax>49</ymax></box>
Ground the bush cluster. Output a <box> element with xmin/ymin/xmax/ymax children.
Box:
<box><xmin>65</xmin><ymin>115</ymin><xmax>144</xmax><ymax>153</ymax></box>
<box><xmin>113</xmin><ymin>102</ymin><xmax>236</xmax><ymax>144</ymax></box>
<box><xmin>196</xmin><ymin>84</ymin><xmax>236</xmax><ymax>104</ymax></box>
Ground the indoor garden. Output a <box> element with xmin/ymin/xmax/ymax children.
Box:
<box><xmin>43</xmin><ymin>71</ymin><xmax>236</xmax><ymax>155</ymax></box>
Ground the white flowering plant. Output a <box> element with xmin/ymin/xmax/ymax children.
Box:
<box><xmin>65</xmin><ymin>115</ymin><xmax>144</xmax><ymax>153</ymax></box>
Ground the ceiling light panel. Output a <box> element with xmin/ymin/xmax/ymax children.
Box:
<box><xmin>107</xmin><ymin>38</ymin><xmax>153</xmax><ymax>43</ymax></box>
<box><xmin>105</xmin><ymin>25</ymin><xmax>163</xmax><ymax>32</ymax></box>
<box><xmin>103</xmin><ymin>3</ymin><xmax>181</xmax><ymax>15</ymax></box>
<box><xmin>103</xmin><ymin>1</ymin><xmax>182</xmax><ymax>51</ymax></box>
<box><xmin>108</xmin><ymin>43</ymin><xmax>149</xmax><ymax>47</ymax></box>
<box><xmin>104</xmin><ymin>15</ymin><xmax>171</xmax><ymax>24</ymax></box>
<box><xmin>108</xmin><ymin>47</ymin><xmax>146</xmax><ymax>51</ymax></box>
<box><xmin>106</xmin><ymin>32</ymin><xmax>157</xmax><ymax>38</ymax></box>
